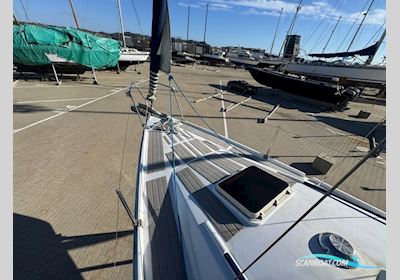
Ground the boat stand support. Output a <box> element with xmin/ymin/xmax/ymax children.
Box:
<box><xmin>257</xmin><ymin>104</ymin><xmax>280</xmax><ymax>123</ymax></box>
<box><xmin>91</xmin><ymin>68</ymin><xmax>98</xmax><ymax>85</ymax></box>
<box><xmin>116</xmin><ymin>63</ymin><xmax>121</xmax><ymax>74</ymax></box>
<box><xmin>136</xmin><ymin>63</ymin><xmax>142</xmax><ymax>75</ymax></box>
<box><xmin>194</xmin><ymin>91</ymin><xmax>223</xmax><ymax>103</ymax></box>
<box><xmin>223</xmin><ymin>96</ymin><xmax>252</xmax><ymax>112</ymax></box>
<box><xmin>51</xmin><ymin>64</ymin><xmax>61</xmax><ymax>86</ymax></box>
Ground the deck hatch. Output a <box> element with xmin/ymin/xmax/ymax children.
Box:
<box><xmin>217</xmin><ymin>166</ymin><xmax>292</xmax><ymax>219</ymax></box>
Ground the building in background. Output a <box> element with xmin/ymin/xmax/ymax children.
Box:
<box><xmin>283</xmin><ymin>35</ymin><xmax>301</xmax><ymax>58</ymax></box>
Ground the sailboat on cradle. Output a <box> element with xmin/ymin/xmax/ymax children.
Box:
<box><xmin>130</xmin><ymin>0</ymin><xmax>386</xmax><ymax>279</ymax></box>
<box><xmin>116</xmin><ymin>0</ymin><xmax>149</xmax><ymax>70</ymax></box>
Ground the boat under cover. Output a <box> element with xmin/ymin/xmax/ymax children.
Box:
<box><xmin>13</xmin><ymin>23</ymin><xmax>121</xmax><ymax>71</ymax></box>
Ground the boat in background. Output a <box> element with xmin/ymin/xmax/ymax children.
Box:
<box><xmin>115</xmin><ymin>0</ymin><xmax>149</xmax><ymax>70</ymax></box>
<box><xmin>172</xmin><ymin>51</ymin><xmax>197</xmax><ymax>64</ymax></box>
<box><xmin>225</xmin><ymin>47</ymin><xmax>259</xmax><ymax>66</ymax></box>
<box><xmin>129</xmin><ymin>0</ymin><xmax>386</xmax><ymax>279</ymax></box>
<box><xmin>282</xmin><ymin>21</ymin><xmax>386</xmax><ymax>89</ymax></box>
<box><xmin>118</xmin><ymin>47</ymin><xmax>150</xmax><ymax>69</ymax></box>
<box><xmin>282</xmin><ymin>61</ymin><xmax>385</xmax><ymax>89</ymax></box>
<box><xmin>13</xmin><ymin>23</ymin><xmax>120</xmax><ymax>75</ymax></box>
<box><xmin>199</xmin><ymin>50</ymin><xmax>230</xmax><ymax>65</ymax></box>
<box><xmin>248</xmin><ymin>66</ymin><xmax>357</xmax><ymax>108</ymax></box>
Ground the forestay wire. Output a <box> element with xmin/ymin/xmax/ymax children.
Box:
<box><xmin>168</xmin><ymin>74</ymin><xmax>181</xmax><ymax>239</ymax></box>
<box><xmin>113</xmin><ymin>104</ymin><xmax>132</xmax><ymax>268</ymax></box>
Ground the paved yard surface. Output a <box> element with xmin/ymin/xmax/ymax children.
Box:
<box><xmin>13</xmin><ymin>63</ymin><xmax>386</xmax><ymax>279</ymax></box>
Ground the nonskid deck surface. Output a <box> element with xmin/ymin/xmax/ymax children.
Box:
<box><xmin>176</xmin><ymin>167</ymin><xmax>243</xmax><ymax>241</ymax></box>
<box><xmin>145</xmin><ymin>124</ymin><xmax>249</xmax><ymax>250</ymax></box>
<box><xmin>145</xmin><ymin>176</ymin><xmax>187</xmax><ymax>280</ymax></box>
<box><xmin>147</xmin><ymin>130</ymin><xmax>165</xmax><ymax>173</ymax></box>
<box><xmin>157</xmin><ymin>123</ymin><xmax>296</xmax><ymax>242</ymax></box>
<box><xmin>142</xmin><ymin>116</ymin><xmax>316</xmax><ymax>279</ymax></box>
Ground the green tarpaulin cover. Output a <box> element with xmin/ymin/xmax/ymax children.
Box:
<box><xmin>13</xmin><ymin>24</ymin><xmax>121</xmax><ymax>69</ymax></box>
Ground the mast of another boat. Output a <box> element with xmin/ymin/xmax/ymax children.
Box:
<box><xmin>116</xmin><ymin>0</ymin><xmax>127</xmax><ymax>48</ymax></box>
<box><xmin>19</xmin><ymin>0</ymin><xmax>30</xmax><ymax>22</ymax></box>
<box><xmin>346</xmin><ymin>0</ymin><xmax>375</xmax><ymax>52</ymax></box>
<box><xmin>147</xmin><ymin>0</ymin><xmax>171</xmax><ymax>107</ymax></box>
<box><xmin>67</xmin><ymin>0</ymin><xmax>100</xmax><ymax>84</ymax></box>
<box><xmin>365</xmin><ymin>28</ymin><xmax>386</xmax><ymax>65</ymax></box>
<box><xmin>186</xmin><ymin>5</ymin><xmax>191</xmax><ymax>54</ymax></box>
<box><xmin>278</xmin><ymin>0</ymin><xmax>302</xmax><ymax>58</ymax></box>
<box><xmin>321</xmin><ymin>16</ymin><xmax>342</xmax><ymax>54</ymax></box>
<box><xmin>269</xmin><ymin>7</ymin><xmax>283</xmax><ymax>56</ymax></box>
<box><xmin>68</xmin><ymin>0</ymin><xmax>80</xmax><ymax>29</ymax></box>
<box><xmin>202</xmin><ymin>3</ymin><xmax>209</xmax><ymax>55</ymax></box>
<box><xmin>13</xmin><ymin>13</ymin><xmax>20</xmax><ymax>25</ymax></box>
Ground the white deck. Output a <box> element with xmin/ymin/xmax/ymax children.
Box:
<box><xmin>135</xmin><ymin>116</ymin><xmax>386</xmax><ymax>280</ymax></box>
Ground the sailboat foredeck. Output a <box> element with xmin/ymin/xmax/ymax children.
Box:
<box><xmin>138</xmin><ymin>116</ymin><xmax>385</xmax><ymax>280</ymax></box>
<box><xmin>145</xmin><ymin>176</ymin><xmax>187</xmax><ymax>280</ymax></box>
<box><xmin>176</xmin><ymin>167</ymin><xmax>243</xmax><ymax>241</ymax></box>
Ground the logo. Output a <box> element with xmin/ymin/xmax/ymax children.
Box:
<box><xmin>295</xmin><ymin>254</ymin><xmax>385</xmax><ymax>269</ymax></box>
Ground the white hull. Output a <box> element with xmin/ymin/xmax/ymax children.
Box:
<box><xmin>202</xmin><ymin>54</ymin><xmax>229</xmax><ymax>63</ymax></box>
<box><xmin>119</xmin><ymin>48</ymin><xmax>149</xmax><ymax>63</ymax></box>
<box><xmin>283</xmin><ymin>62</ymin><xmax>386</xmax><ymax>85</ymax></box>
<box><xmin>45</xmin><ymin>53</ymin><xmax>76</xmax><ymax>64</ymax></box>
<box><xmin>227</xmin><ymin>57</ymin><xmax>258</xmax><ymax>66</ymax></box>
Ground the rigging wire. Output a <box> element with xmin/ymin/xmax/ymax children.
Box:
<box><xmin>115</xmin><ymin>0</ymin><xmax>123</xmax><ymax>45</ymax></box>
<box><xmin>321</xmin><ymin>16</ymin><xmax>342</xmax><ymax>54</ymax></box>
<box><xmin>81</xmin><ymin>0</ymin><xmax>89</xmax><ymax>30</ymax></box>
<box><xmin>308</xmin><ymin>0</ymin><xmax>344</xmax><ymax>56</ymax></box>
<box><xmin>130</xmin><ymin>0</ymin><xmax>145</xmax><ymax>37</ymax></box>
<box><xmin>302</xmin><ymin>0</ymin><xmax>341</xmax><ymax>49</ymax></box>
<box><xmin>278</xmin><ymin>0</ymin><xmax>302</xmax><ymax>57</ymax></box>
<box><xmin>336</xmin><ymin>0</ymin><xmax>370</xmax><ymax>52</ymax></box>
<box><xmin>236</xmin><ymin>139</ymin><xmax>386</xmax><ymax>279</ymax></box>
<box><xmin>19</xmin><ymin>0</ymin><xmax>30</xmax><ymax>22</ymax></box>
<box><xmin>308</xmin><ymin>23</ymin><xmax>331</xmax><ymax>53</ymax></box>
<box><xmin>13</xmin><ymin>9</ymin><xmax>21</xmax><ymax>24</ymax></box>
<box><xmin>363</xmin><ymin>19</ymin><xmax>385</xmax><ymax>48</ymax></box>
<box><xmin>269</xmin><ymin>8</ymin><xmax>283</xmax><ymax>55</ymax></box>
<box><xmin>113</xmin><ymin>107</ymin><xmax>132</xmax><ymax>269</ymax></box>
<box><xmin>272</xmin><ymin>1</ymin><xmax>299</xmax><ymax>56</ymax></box>
<box><xmin>348</xmin><ymin>0</ymin><xmax>377</xmax><ymax>52</ymax></box>
<box><xmin>169</xmin><ymin>74</ymin><xmax>182</xmax><ymax>239</ymax></box>
<box><xmin>235</xmin><ymin>115</ymin><xmax>386</xmax><ymax>278</ymax></box>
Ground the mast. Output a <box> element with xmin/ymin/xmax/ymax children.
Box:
<box><xmin>186</xmin><ymin>5</ymin><xmax>190</xmax><ymax>53</ymax></box>
<box><xmin>68</xmin><ymin>0</ymin><xmax>80</xmax><ymax>29</ymax></box>
<box><xmin>202</xmin><ymin>3</ymin><xmax>209</xmax><ymax>55</ymax></box>
<box><xmin>116</xmin><ymin>0</ymin><xmax>127</xmax><ymax>48</ymax></box>
<box><xmin>322</xmin><ymin>16</ymin><xmax>342</xmax><ymax>54</ymax></box>
<box><xmin>147</xmin><ymin>0</ymin><xmax>171</xmax><ymax>104</ymax></box>
<box><xmin>270</xmin><ymin>8</ymin><xmax>283</xmax><ymax>56</ymax></box>
<box><xmin>346</xmin><ymin>0</ymin><xmax>375</xmax><ymax>52</ymax></box>
<box><xmin>13</xmin><ymin>13</ymin><xmax>20</xmax><ymax>25</ymax></box>
<box><xmin>278</xmin><ymin>0</ymin><xmax>302</xmax><ymax>57</ymax></box>
<box><xmin>19</xmin><ymin>0</ymin><xmax>30</xmax><ymax>22</ymax></box>
<box><xmin>365</xmin><ymin>28</ymin><xmax>386</xmax><ymax>65</ymax></box>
